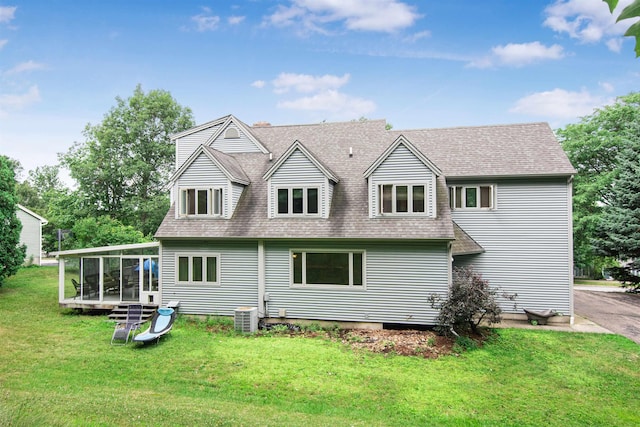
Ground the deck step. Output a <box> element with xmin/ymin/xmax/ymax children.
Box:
<box><xmin>108</xmin><ymin>304</ymin><xmax>157</xmax><ymax>323</ymax></box>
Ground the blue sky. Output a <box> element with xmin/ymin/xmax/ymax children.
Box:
<box><xmin>1</xmin><ymin>0</ymin><xmax>638</xmax><ymax>182</ymax></box>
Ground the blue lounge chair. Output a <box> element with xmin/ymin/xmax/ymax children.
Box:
<box><xmin>111</xmin><ymin>304</ymin><xmax>143</xmax><ymax>345</ymax></box>
<box><xmin>133</xmin><ymin>308</ymin><xmax>176</xmax><ymax>344</ymax></box>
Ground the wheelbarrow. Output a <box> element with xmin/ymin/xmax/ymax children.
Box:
<box><xmin>523</xmin><ymin>308</ymin><xmax>557</xmax><ymax>325</ymax></box>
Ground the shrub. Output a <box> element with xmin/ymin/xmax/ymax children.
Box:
<box><xmin>610</xmin><ymin>261</ymin><xmax>640</xmax><ymax>293</ymax></box>
<box><xmin>429</xmin><ymin>266</ymin><xmax>513</xmax><ymax>337</ymax></box>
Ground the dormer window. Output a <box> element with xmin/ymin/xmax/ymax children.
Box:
<box><xmin>179</xmin><ymin>187</ymin><xmax>223</xmax><ymax>217</ymax></box>
<box><xmin>277</xmin><ymin>187</ymin><xmax>319</xmax><ymax>215</ymax></box>
<box><xmin>379</xmin><ymin>184</ymin><xmax>426</xmax><ymax>214</ymax></box>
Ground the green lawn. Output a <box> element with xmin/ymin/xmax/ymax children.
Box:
<box><xmin>574</xmin><ymin>278</ymin><xmax>622</xmax><ymax>287</ymax></box>
<box><xmin>1</xmin><ymin>267</ymin><xmax>639</xmax><ymax>427</ymax></box>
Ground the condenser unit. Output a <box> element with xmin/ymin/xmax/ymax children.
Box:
<box><xmin>234</xmin><ymin>307</ymin><xmax>258</xmax><ymax>333</ymax></box>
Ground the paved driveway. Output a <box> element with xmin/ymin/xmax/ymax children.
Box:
<box><xmin>574</xmin><ymin>288</ymin><xmax>640</xmax><ymax>344</ymax></box>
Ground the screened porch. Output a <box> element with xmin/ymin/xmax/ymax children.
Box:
<box><xmin>54</xmin><ymin>242</ymin><xmax>160</xmax><ymax>309</ymax></box>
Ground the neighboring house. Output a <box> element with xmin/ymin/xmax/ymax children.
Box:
<box><xmin>152</xmin><ymin>115</ymin><xmax>576</xmax><ymax>326</ymax></box>
<box><xmin>16</xmin><ymin>204</ymin><xmax>48</xmax><ymax>266</ymax></box>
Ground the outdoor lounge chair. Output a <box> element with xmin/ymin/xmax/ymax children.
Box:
<box><xmin>111</xmin><ymin>304</ymin><xmax>143</xmax><ymax>345</ymax></box>
<box><xmin>133</xmin><ymin>307</ymin><xmax>176</xmax><ymax>345</ymax></box>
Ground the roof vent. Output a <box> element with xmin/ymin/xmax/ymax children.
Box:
<box><xmin>253</xmin><ymin>121</ymin><xmax>271</xmax><ymax>127</ymax></box>
<box><xmin>224</xmin><ymin>128</ymin><xmax>239</xmax><ymax>139</ymax></box>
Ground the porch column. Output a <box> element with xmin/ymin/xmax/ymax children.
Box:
<box><xmin>58</xmin><ymin>258</ymin><xmax>65</xmax><ymax>303</ymax></box>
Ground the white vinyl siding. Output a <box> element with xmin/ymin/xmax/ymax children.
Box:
<box><xmin>369</xmin><ymin>144</ymin><xmax>437</xmax><ymax>218</ymax></box>
<box><xmin>161</xmin><ymin>241</ymin><xmax>258</xmax><ymax>315</ymax></box>
<box><xmin>268</xmin><ymin>149</ymin><xmax>332</xmax><ymax>218</ymax></box>
<box><xmin>264</xmin><ymin>240</ymin><xmax>449</xmax><ymax>325</ymax></box>
<box><xmin>210</xmin><ymin>124</ymin><xmax>264</xmax><ymax>153</ymax></box>
<box><xmin>16</xmin><ymin>209</ymin><xmax>44</xmax><ymax>265</ymax></box>
<box><xmin>175</xmin><ymin>124</ymin><xmax>221</xmax><ymax>169</ymax></box>
<box><xmin>452</xmin><ymin>178</ymin><xmax>572</xmax><ymax>315</ymax></box>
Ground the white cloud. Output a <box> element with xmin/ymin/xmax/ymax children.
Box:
<box><xmin>4</xmin><ymin>60</ymin><xmax>46</xmax><ymax>75</ymax></box>
<box><xmin>278</xmin><ymin>89</ymin><xmax>376</xmax><ymax>117</ymax></box>
<box><xmin>468</xmin><ymin>42</ymin><xmax>564</xmax><ymax>68</ymax></box>
<box><xmin>599</xmin><ymin>81</ymin><xmax>615</xmax><ymax>92</ymax></box>
<box><xmin>543</xmin><ymin>0</ymin><xmax>634</xmax><ymax>52</ymax></box>
<box><xmin>0</xmin><ymin>85</ymin><xmax>41</xmax><ymax>117</ymax></box>
<box><xmin>272</xmin><ymin>72</ymin><xmax>350</xmax><ymax>94</ymax></box>
<box><xmin>264</xmin><ymin>0</ymin><xmax>421</xmax><ymax>34</ymax></box>
<box><xmin>251</xmin><ymin>80</ymin><xmax>266</xmax><ymax>89</ymax></box>
<box><xmin>191</xmin><ymin>8</ymin><xmax>220</xmax><ymax>32</ymax></box>
<box><xmin>228</xmin><ymin>16</ymin><xmax>245</xmax><ymax>25</ymax></box>
<box><xmin>404</xmin><ymin>30</ymin><xmax>431</xmax><ymax>43</ymax></box>
<box><xmin>509</xmin><ymin>88</ymin><xmax>606</xmax><ymax>119</ymax></box>
<box><xmin>0</xmin><ymin>39</ymin><xmax>7</xmax><ymax>49</ymax></box>
<box><xmin>0</xmin><ymin>6</ymin><xmax>17</xmax><ymax>24</ymax></box>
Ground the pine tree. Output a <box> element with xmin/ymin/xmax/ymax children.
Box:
<box><xmin>0</xmin><ymin>155</ymin><xmax>26</xmax><ymax>286</ymax></box>
<box><xmin>594</xmin><ymin>129</ymin><xmax>640</xmax><ymax>260</ymax></box>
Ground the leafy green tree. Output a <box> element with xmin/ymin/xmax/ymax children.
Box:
<box><xmin>557</xmin><ymin>92</ymin><xmax>640</xmax><ymax>274</ymax></box>
<box><xmin>0</xmin><ymin>155</ymin><xmax>26</xmax><ymax>286</ymax></box>
<box><xmin>67</xmin><ymin>216</ymin><xmax>149</xmax><ymax>249</ymax></box>
<box><xmin>60</xmin><ymin>85</ymin><xmax>194</xmax><ymax>236</ymax></box>
<box><xmin>603</xmin><ymin>0</ymin><xmax>640</xmax><ymax>57</ymax></box>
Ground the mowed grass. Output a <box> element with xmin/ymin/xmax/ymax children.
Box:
<box><xmin>1</xmin><ymin>267</ymin><xmax>639</xmax><ymax>426</ymax></box>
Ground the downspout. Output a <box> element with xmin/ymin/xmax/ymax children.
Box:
<box><xmin>258</xmin><ymin>240</ymin><xmax>266</xmax><ymax>318</ymax></box>
<box><xmin>567</xmin><ymin>176</ymin><xmax>575</xmax><ymax>325</ymax></box>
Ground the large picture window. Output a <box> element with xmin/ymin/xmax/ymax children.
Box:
<box><xmin>379</xmin><ymin>184</ymin><xmax>426</xmax><ymax>214</ymax></box>
<box><xmin>291</xmin><ymin>250</ymin><xmax>364</xmax><ymax>288</ymax></box>
<box><xmin>449</xmin><ymin>185</ymin><xmax>494</xmax><ymax>210</ymax></box>
<box><xmin>277</xmin><ymin>187</ymin><xmax>319</xmax><ymax>215</ymax></box>
<box><xmin>179</xmin><ymin>188</ymin><xmax>223</xmax><ymax>217</ymax></box>
<box><xmin>177</xmin><ymin>254</ymin><xmax>219</xmax><ymax>284</ymax></box>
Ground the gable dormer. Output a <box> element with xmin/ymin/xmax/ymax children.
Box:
<box><xmin>263</xmin><ymin>141</ymin><xmax>339</xmax><ymax>219</ymax></box>
<box><xmin>167</xmin><ymin>145</ymin><xmax>250</xmax><ymax>220</ymax></box>
<box><xmin>205</xmin><ymin>115</ymin><xmax>269</xmax><ymax>154</ymax></box>
<box><xmin>172</xmin><ymin>115</ymin><xmax>268</xmax><ymax>169</ymax></box>
<box><xmin>364</xmin><ymin>135</ymin><xmax>441</xmax><ymax>218</ymax></box>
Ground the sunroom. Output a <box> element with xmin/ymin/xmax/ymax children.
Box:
<box><xmin>54</xmin><ymin>242</ymin><xmax>160</xmax><ymax>309</ymax></box>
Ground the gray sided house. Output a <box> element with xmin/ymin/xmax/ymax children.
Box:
<box><xmin>154</xmin><ymin>115</ymin><xmax>576</xmax><ymax>327</ymax></box>
<box><xmin>16</xmin><ymin>204</ymin><xmax>48</xmax><ymax>265</ymax></box>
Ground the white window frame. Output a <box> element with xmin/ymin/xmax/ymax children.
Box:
<box><xmin>178</xmin><ymin>187</ymin><xmax>224</xmax><ymax>217</ymax></box>
<box><xmin>175</xmin><ymin>253</ymin><xmax>220</xmax><ymax>285</ymax></box>
<box><xmin>276</xmin><ymin>186</ymin><xmax>321</xmax><ymax>217</ymax></box>
<box><xmin>290</xmin><ymin>249</ymin><xmax>366</xmax><ymax>289</ymax></box>
<box><xmin>378</xmin><ymin>183</ymin><xmax>428</xmax><ymax>215</ymax></box>
<box><xmin>448</xmin><ymin>185</ymin><xmax>495</xmax><ymax>210</ymax></box>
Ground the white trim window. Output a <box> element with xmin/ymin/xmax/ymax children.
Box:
<box><xmin>378</xmin><ymin>183</ymin><xmax>426</xmax><ymax>214</ymax></box>
<box><xmin>291</xmin><ymin>250</ymin><xmax>364</xmax><ymax>288</ymax></box>
<box><xmin>176</xmin><ymin>254</ymin><xmax>219</xmax><ymax>285</ymax></box>
<box><xmin>449</xmin><ymin>185</ymin><xmax>494</xmax><ymax>210</ymax></box>
<box><xmin>179</xmin><ymin>187</ymin><xmax>223</xmax><ymax>217</ymax></box>
<box><xmin>277</xmin><ymin>187</ymin><xmax>320</xmax><ymax>216</ymax></box>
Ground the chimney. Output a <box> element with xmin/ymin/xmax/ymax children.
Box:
<box><xmin>253</xmin><ymin>121</ymin><xmax>271</xmax><ymax>127</ymax></box>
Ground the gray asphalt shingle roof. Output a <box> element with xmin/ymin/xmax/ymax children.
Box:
<box><xmin>155</xmin><ymin>117</ymin><xmax>574</xmax><ymax>241</ymax></box>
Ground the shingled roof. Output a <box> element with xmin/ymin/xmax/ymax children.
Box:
<box><xmin>155</xmin><ymin>117</ymin><xmax>574</xmax><ymax>241</ymax></box>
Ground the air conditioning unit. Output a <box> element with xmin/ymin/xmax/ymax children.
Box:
<box><xmin>234</xmin><ymin>307</ymin><xmax>258</xmax><ymax>333</ymax></box>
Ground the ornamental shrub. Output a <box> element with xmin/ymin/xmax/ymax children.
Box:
<box><xmin>429</xmin><ymin>266</ymin><xmax>514</xmax><ymax>337</ymax></box>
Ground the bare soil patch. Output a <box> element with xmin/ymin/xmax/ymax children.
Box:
<box><xmin>337</xmin><ymin>328</ymin><xmax>456</xmax><ymax>358</ymax></box>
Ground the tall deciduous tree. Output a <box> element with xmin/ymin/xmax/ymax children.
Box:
<box><xmin>0</xmin><ymin>155</ymin><xmax>26</xmax><ymax>286</ymax></box>
<box><xmin>60</xmin><ymin>85</ymin><xmax>194</xmax><ymax>236</ymax></box>
<box><xmin>557</xmin><ymin>92</ymin><xmax>640</xmax><ymax>273</ymax></box>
